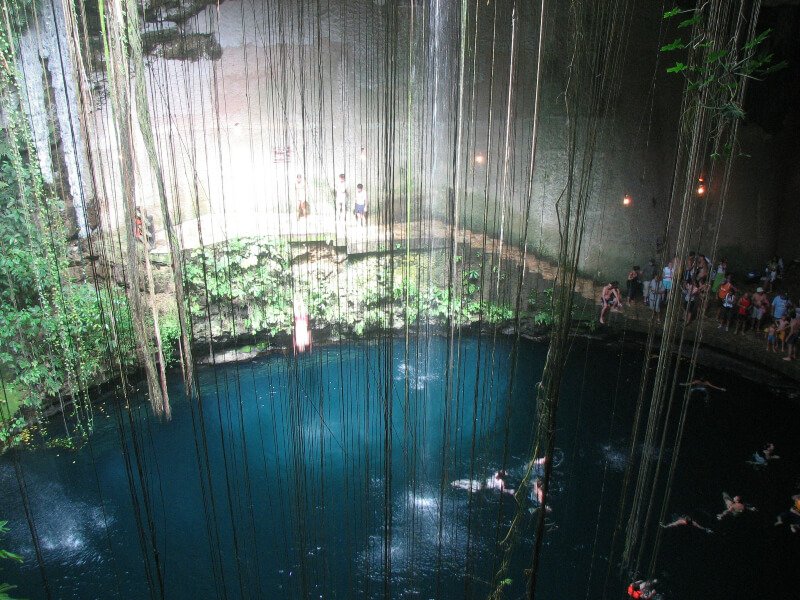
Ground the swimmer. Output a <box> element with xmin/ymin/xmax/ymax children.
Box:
<box><xmin>661</xmin><ymin>515</ymin><xmax>713</xmax><ymax>533</ymax></box>
<box><xmin>773</xmin><ymin>494</ymin><xmax>800</xmax><ymax>533</ymax></box>
<box><xmin>716</xmin><ymin>492</ymin><xmax>756</xmax><ymax>520</ymax></box>
<box><xmin>527</xmin><ymin>456</ymin><xmax>548</xmax><ymax>468</ymax></box>
<box><xmin>680</xmin><ymin>378</ymin><xmax>725</xmax><ymax>400</ymax></box>
<box><xmin>529</xmin><ymin>477</ymin><xmax>552</xmax><ymax>514</ymax></box>
<box><xmin>628</xmin><ymin>579</ymin><xmax>658</xmax><ymax>599</ymax></box>
<box><xmin>450</xmin><ymin>479</ymin><xmax>482</xmax><ymax>493</ymax></box>
<box><xmin>485</xmin><ymin>470</ymin><xmax>514</xmax><ymax>495</ymax></box>
<box><xmin>747</xmin><ymin>443</ymin><xmax>780</xmax><ymax>467</ymax></box>
<box><xmin>451</xmin><ymin>470</ymin><xmax>514</xmax><ymax>495</ymax></box>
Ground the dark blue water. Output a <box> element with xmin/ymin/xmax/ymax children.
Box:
<box><xmin>1</xmin><ymin>336</ymin><xmax>798</xmax><ymax>599</ymax></box>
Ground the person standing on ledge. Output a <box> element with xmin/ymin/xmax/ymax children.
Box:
<box><xmin>783</xmin><ymin>313</ymin><xmax>800</xmax><ymax>361</ymax></box>
<box><xmin>354</xmin><ymin>183</ymin><xmax>367</xmax><ymax>225</ymax></box>
<box><xmin>335</xmin><ymin>173</ymin><xmax>348</xmax><ymax>217</ymax></box>
<box><xmin>662</xmin><ymin>259</ymin><xmax>674</xmax><ymax>301</ymax></box>
<box><xmin>642</xmin><ymin>259</ymin><xmax>657</xmax><ymax>306</ymax></box>
<box><xmin>626</xmin><ymin>265</ymin><xmax>641</xmax><ymax>306</ymax></box>
<box><xmin>599</xmin><ymin>281</ymin><xmax>622</xmax><ymax>324</ymax></box>
<box><xmin>295</xmin><ymin>173</ymin><xmax>309</xmax><ymax>219</ymax></box>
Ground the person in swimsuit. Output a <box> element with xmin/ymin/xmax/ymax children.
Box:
<box><xmin>750</xmin><ymin>287</ymin><xmax>769</xmax><ymax>333</ymax></box>
<box><xmin>661</xmin><ymin>514</ymin><xmax>712</xmax><ymax>533</ymax></box>
<box><xmin>679</xmin><ymin>378</ymin><xmax>725</xmax><ymax>401</ymax></box>
<box><xmin>774</xmin><ymin>494</ymin><xmax>800</xmax><ymax>533</ymax></box>
<box><xmin>716</xmin><ymin>492</ymin><xmax>756</xmax><ymax>520</ymax></box>
<box><xmin>766</xmin><ymin>322</ymin><xmax>778</xmax><ymax>352</ymax></box>
<box><xmin>734</xmin><ymin>293</ymin><xmax>752</xmax><ymax>334</ymax></box>
<box><xmin>599</xmin><ymin>281</ymin><xmax>622</xmax><ymax>324</ymax></box>
<box><xmin>529</xmin><ymin>477</ymin><xmax>552</xmax><ymax>513</ymax></box>
<box><xmin>783</xmin><ymin>315</ymin><xmax>800</xmax><ymax>361</ymax></box>
<box><xmin>777</xmin><ymin>315</ymin><xmax>791</xmax><ymax>352</ymax></box>
<box><xmin>452</xmin><ymin>470</ymin><xmax>514</xmax><ymax>495</ymax></box>
<box><xmin>628</xmin><ymin>579</ymin><xmax>658</xmax><ymax>599</ymax></box>
<box><xmin>747</xmin><ymin>443</ymin><xmax>780</xmax><ymax>467</ymax></box>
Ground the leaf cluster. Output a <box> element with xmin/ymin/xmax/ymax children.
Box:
<box><xmin>660</xmin><ymin>5</ymin><xmax>787</xmax><ymax>153</ymax></box>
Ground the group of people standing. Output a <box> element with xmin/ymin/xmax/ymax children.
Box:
<box><xmin>601</xmin><ymin>253</ymin><xmax>800</xmax><ymax>361</ymax></box>
<box><xmin>294</xmin><ymin>173</ymin><xmax>369</xmax><ymax>224</ymax></box>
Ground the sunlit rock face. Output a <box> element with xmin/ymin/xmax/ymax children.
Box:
<box><xmin>17</xmin><ymin>0</ymin><xmax>795</xmax><ymax>273</ymax></box>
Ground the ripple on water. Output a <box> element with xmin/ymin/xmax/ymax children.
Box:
<box><xmin>0</xmin><ymin>464</ymin><xmax>113</xmax><ymax>568</ymax></box>
<box><xmin>394</xmin><ymin>362</ymin><xmax>440</xmax><ymax>391</ymax></box>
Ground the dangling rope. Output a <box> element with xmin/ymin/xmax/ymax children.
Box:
<box><xmin>96</xmin><ymin>0</ymin><xmax>167</xmax><ymax>417</ymax></box>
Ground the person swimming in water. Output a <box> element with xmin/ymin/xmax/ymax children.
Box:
<box><xmin>451</xmin><ymin>470</ymin><xmax>514</xmax><ymax>495</ymax></box>
<box><xmin>627</xmin><ymin>579</ymin><xmax>658</xmax><ymax>599</ymax></box>
<box><xmin>716</xmin><ymin>492</ymin><xmax>756</xmax><ymax>520</ymax></box>
<box><xmin>774</xmin><ymin>494</ymin><xmax>800</xmax><ymax>534</ymax></box>
<box><xmin>679</xmin><ymin>378</ymin><xmax>726</xmax><ymax>400</ymax></box>
<box><xmin>747</xmin><ymin>443</ymin><xmax>780</xmax><ymax>468</ymax></box>
<box><xmin>528</xmin><ymin>477</ymin><xmax>552</xmax><ymax>514</ymax></box>
<box><xmin>661</xmin><ymin>514</ymin><xmax>712</xmax><ymax>533</ymax></box>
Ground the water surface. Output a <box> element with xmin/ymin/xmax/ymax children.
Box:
<box><xmin>2</xmin><ymin>335</ymin><xmax>798</xmax><ymax>599</ymax></box>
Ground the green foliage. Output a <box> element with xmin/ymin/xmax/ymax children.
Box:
<box><xmin>661</xmin><ymin>6</ymin><xmax>786</xmax><ymax>155</ymax></box>
<box><xmin>527</xmin><ymin>287</ymin><xmax>557</xmax><ymax>327</ymax></box>
<box><xmin>0</xmin><ymin>283</ymin><xmax>135</xmax><ymax>411</ymax></box>
<box><xmin>157</xmin><ymin>310</ymin><xmax>181</xmax><ymax>368</ymax></box>
<box><xmin>1</xmin><ymin>520</ymin><xmax>21</xmax><ymax>600</ymax></box>
<box><xmin>482</xmin><ymin>302</ymin><xmax>514</xmax><ymax>324</ymax></box>
<box><xmin>462</xmin><ymin>269</ymin><xmax>480</xmax><ymax>295</ymax></box>
<box><xmin>184</xmin><ymin>238</ymin><xmax>293</xmax><ymax>336</ymax></box>
<box><xmin>0</xmin><ymin>131</ymin><xmax>142</xmax><ymax>434</ymax></box>
<box><xmin>665</xmin><ymin>62</ymin><xmax>687</xmax><ymax>74</ymax></box>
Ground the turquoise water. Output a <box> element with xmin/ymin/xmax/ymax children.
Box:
<box><xmin>1</xmin><ymin>336</ymin><xmax>798</xmax><ymax>599</ymax></box>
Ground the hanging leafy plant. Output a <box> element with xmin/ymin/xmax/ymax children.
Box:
<box><xmin>660</xmin><ymin>4</ymin><xmax>786</xmax><ymax>156</ymax></box>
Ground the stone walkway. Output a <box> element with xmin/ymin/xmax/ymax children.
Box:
<box><xmin>154</xmin><ymin>213</ymin><xmax>799</xmax><ymax>384</ymax></box>
<box><xmin>600</xmin><ymin>301</ymin><xmax>800</xmax><ymax>386</ymax></box>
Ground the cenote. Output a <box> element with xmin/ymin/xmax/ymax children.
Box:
<box><xmin>2</xmin><ymin>336</ymin><xmax>799</xmax><ymax>599</ymax></box>
<box><xmin>3</xmin><ymin>0</ymin><xmax>800</xmax><ymax>597</ymax></box>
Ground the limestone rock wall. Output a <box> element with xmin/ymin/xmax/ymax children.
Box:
<box><xmin>14</xmin><ymin>0</ymin><xmax>793</xmax><ymax>280</ymax></box>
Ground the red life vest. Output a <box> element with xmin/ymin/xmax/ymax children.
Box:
<box><xmin>627</xmin><ymin>584</ymin><xmax>642</xmax><ymax>599</ymax></box>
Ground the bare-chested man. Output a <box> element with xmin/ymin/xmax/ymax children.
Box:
<box><xmin>716</xmin><ymin>492</ymin><xmax>756</xmax><ymax>520</ymax></box>
<box><xmin>599</xmin><ymin>281</ymin><xmax>622</xmax><ymax>324</ymax></box>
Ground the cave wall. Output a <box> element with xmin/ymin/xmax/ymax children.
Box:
<box><xmin>14</xmin><ymin>0</ymin><xmax>794</xmax><ymax>280</ymax></box>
